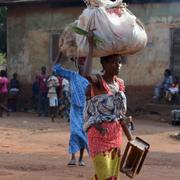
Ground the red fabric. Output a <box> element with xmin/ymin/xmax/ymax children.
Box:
<box><xmin>38</xmin><ymin>74</ymin><xmax>48</xmax><ymax>93</ymax></box>
<box><xmin>107</xmin><ymin>7</ymin><xmax>123</xmax><ymax>17</ymax></box>
<box><xmin>0</xmin><ymin>77</ymin><xmax>9</xmax><ymax>94</ymax></box>
<box><xmin>57</xmin><ymin>76</ymin><xmax>63</xmax><ymax>97</ymax></box>
<box><xmin>88</xmin><ymin>75</ymin><xmax>124</xmax><ymax>157</ymax></box>
<box><xmin>114</xmin><ymin>76</ymin><xmax>125</xmax><ymax>92</ymax></box>
<box><xmin>88</xmin><ymin>121</ymin><xmax>122</xmax><ymax>157</ymax></box>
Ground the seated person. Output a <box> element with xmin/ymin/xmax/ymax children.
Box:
<box><xmin>165</xmin><ymin>76</ymin><xmax>179</xmax><ymax>103</ymax></box>
<box><xmin>153</xmin><ymin>69</ymin><xmax>173</xmax><ymax>101</ymax></box>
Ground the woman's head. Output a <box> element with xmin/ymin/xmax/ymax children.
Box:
<box><xmin>100</xmin><ymin>54</ymin><xmax>122</xmax><ymax>76</ymax></box>
<box><xmin>0</xmin><ymin>70</ymin><xmax>7</xmax><ymax>77</ymax></box>
<box><xmin>164</xmin><ymin>69</ymin><xmax>171</xmax><ymax>77</ymax></box>
<box><xmin>13</xmin><ymin>73</ymin><xmax>18</xmax><ymax>79</ymax></box>
<box><xmin>41</xmin><ymin>66</ymin><xmax>46</xmax><ymax>74</ymax></box>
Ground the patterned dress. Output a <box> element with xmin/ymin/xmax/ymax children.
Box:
<box><xmin>84</xmin><ymin>75</ymin><xmax>126</xmax><ymax>180</ymax></box>
<box><xmin>54</xmin><ymin>64</ymin><xmax>89</xmax><ymax>154</ymax></box>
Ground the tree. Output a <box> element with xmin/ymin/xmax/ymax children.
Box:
<box><xmin>0</xmin><ymin>52</ymin><xmax>6</xmax><ymax>65</ymax></box>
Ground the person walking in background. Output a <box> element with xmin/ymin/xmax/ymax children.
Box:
<box><xmin>32</xmin><ymin>75</ymin><xmax>39</xmax><ymax>112</ymax></box>
<box><xmin>56</xmin><ymin>75</ymin><xmax>63</xmax><ymax>111</ymax></box>
<box><xmin>53</xmin><ymin>57</ymin><xmax>89</xmax><ymax>166</ymax></box>
<box><xmin>82</xmin><ymin>30</ymin><xmax>133</xmax><ymax>179</ymax></box>
<box><xmin>61</xmin><ymin>78</ymin><xmax>70</xmax><ymax>121</ymax></box>
<box><xmin>47</xmin><ymin>71</ymin><xmax>59</xmax><ymax>122</ymax></box>
<box><xmin>9</xmin><ymin>73</ymin><xmax>20</xmax><ymax>112</ymax></box>
<box><xmin>0</xmin><ymin>70</ymin><xmax>9</xmax><ymax>117</ymax></box>
<box><xmin>37</xmin><ymin>66</ymin><xmax>49</xmax><ymax>117</ymax></box>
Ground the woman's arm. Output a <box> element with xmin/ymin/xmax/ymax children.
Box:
<box><xmin>53</xmin><ymin>64</ymin><xmax>75</xmax><ymax>81</ymax></box>
<box><xmin>93</xmin><ymin>123</ymin><xmax>108</xmax><ymax>136</ymax></box>
<box><xmin>121</xmin><ymin>119</ymin><xmax>133</xmax><ymax>141</ymax></box>
<box><xmin>53</xmin><ymin>51</ymin><xmax>75</xmax><ymax>81</ymax></box>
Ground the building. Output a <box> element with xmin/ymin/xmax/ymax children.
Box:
<box><xmin>0</xmin><ymin>0</ymin><xmax>180</xmax><ymax>107</ymax></box>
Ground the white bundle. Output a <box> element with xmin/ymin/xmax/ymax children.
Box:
<box><xmin>84</xmin><ymin>0</ymin><xmax>123</xmax><ymax>8</ymax></box>
<box><xmin>59</xmin><ymin>0</ymin><xmax>147</xmax><ymax>58</ymax></box>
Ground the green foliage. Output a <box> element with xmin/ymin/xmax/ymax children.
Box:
<box><xmin>0</xmin><ymin>7</ymin><xmax>7</xmax><ymax>53</ymax></box>
<box><xmin>0</xmin><ymin>7</ymin><xmax>7</xmax><ymax>23</ymax></box>
<box><xmin>71</xmin><ymin>25</ymin><xmax>104</xmax><ymax>44</ymax></box>
<box><xmin>0</xmin><ymin>53</ymin><xmax>6</xmax><ymax>65</ymax></box>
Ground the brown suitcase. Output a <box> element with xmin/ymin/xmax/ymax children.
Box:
<box><xmin>120</xmin><ymin>137</ymin><xmax>150</xmax><ymax>178</ymax></box>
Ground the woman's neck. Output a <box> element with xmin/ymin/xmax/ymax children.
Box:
<box><xmin>102</xmin><ymin>73</ymin><xmax>114</xmax><ymax>84</ymax></box>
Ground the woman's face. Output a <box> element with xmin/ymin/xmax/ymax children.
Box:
<box><xmin>103</xmin><ymin>56</ymin><xmax>122</xmax><ymax>76</ymax></box>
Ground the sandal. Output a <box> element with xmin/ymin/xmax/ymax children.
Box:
<box><xmin>78</xmin><ymin>160</ymin><xmax>85</xmax><ymax>166</ymax></box>
<box><xmin>67</xmin><ymin>159</ymin><xmax>76</xmax><ymax>166</ymax></box>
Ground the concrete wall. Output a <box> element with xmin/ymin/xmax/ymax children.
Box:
<box><xmin>6</xmin><ymin>2</ymin><xmax>180</xmax><ymax>107</ymax></box>
<box><xmin>7</xmin><ymin>4</ymin><xmax>84</xmax><ymax>83</ymax></box>
<box><xmin>7</xmin><ymin>3</ymin><xmax>180</xmax><ymax>85</ymax></box>
<box><xmin>121</xmin><ymin>2</ymin><xmax>180</xmax><ymax>86</ymax></box>
<box><xmin>91</xmin><ymin>2</ymin><xmax>180</xmax><ymax>86</ymax></box>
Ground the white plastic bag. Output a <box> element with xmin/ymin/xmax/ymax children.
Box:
<box><xmin>75</xmin><ymin>5</ymin><xmax>147</xmax><ymax>57</ymax></box>
<box><xmin>59</xmin><ymin>0</ymin><xmax>147</xmax><ymax>58</ymax></box>
<box><xmin>84</xmin><ymin>0</ymin><xmax>123</xmax><ymax>8</ymax></box>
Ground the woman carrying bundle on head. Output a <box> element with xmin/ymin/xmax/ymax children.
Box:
<box><xmin>53</xmin><ymin>56</ymin><xmax>89</xmax><ymax>166</ymax></box>
<box><xmin>83</xmin><ymin>30</ymin><xmax>133</xmax><ymax>180</ymax></box>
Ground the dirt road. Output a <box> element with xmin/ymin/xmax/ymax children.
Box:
<box><xmin>0</xmin><ymin>112</ymin><xmax>180</xmax><ymax>180</ymax></box>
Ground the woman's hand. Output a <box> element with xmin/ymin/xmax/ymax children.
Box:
<box><xmin>87</xmin><ymin>28</ymin><xmax>96</xmax><ymax>48</ymax></box>
<box><xmin>93</xmin><ymin>123</ymin><xmax>108</xmax><ymax>136</ymax></box>
<box><xmin>121</xmin><ymin>119</ymin><xmax>133</xmax><ymax>141</ymax></box>
<box><xmin>99</xmin><ymin>127</ymin><xmax>108</xmax><ymax>136</ymax></box>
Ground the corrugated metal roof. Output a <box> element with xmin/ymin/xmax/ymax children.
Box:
<box><xmin>0</xmin><ymin>0</ymin><xmax>45</xmax><ymax>3</ymax></box>
<box><xmin>0</xmin><ymin>0</ymin><xmax>46</xmax><ymax>5</ymax></box>
<box><xmin>0</xmin><ymin>0</ymin><xmax>179</xmax><ymax>5</ymax></box>
<box><xmin>0</xmin><ymin>0</ymin><xmax>85</xmax><ymax>6</ymax></box>
<box><xmin>125</xmin><ymin>0</ymin><xmax>180</xmax><ymax>3</ymax></box>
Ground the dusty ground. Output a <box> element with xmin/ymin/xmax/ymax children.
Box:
<box><xmin>0</xmin><ymin>112</ymin><xmax>180</xmax><ymax>180</ymax></box>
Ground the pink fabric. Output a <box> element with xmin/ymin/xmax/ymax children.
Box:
<box><xmin>87</xmin><ymin>75</ymin><xmax>124</xmax><ymax>157</ymax></box>
<box><xmin>100</xmin><ymin>75</ymin><xmax>125</xmax><ymax>95</ymax></box>
<box><xmin>88</xmin><ymin>121</ymin><xmax>122</xmax><ymax>157</ymax></box>
<box><xmin>0</xmin><ymin>77</ymin><xmax>9</xmax><ymax>93</ymax></box>
<box><xmin>114</xmin><ymin>76</ymin><xmax>125</xmax><ymax>92</ymax></box>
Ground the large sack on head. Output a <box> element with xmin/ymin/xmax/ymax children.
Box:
<box><xmin>59</xmin><ymin>21</ymin><xmax>78</xmax><ymax>58</ymax></box>
<box><xmin>76</xmin><ymin>1</ymin><xmax>147</xmax><ymax>57</ymax></box>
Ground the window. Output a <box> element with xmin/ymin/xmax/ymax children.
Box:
<box><xmin>50</xmin><ymin>33</ymin><xmax>61</xmax><ymax>62</ymax></box>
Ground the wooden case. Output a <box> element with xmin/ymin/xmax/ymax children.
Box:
<box><xmin>120</xmin><ymin>137</ymin><xmax>150</xmax><ymax>178</ymax></box>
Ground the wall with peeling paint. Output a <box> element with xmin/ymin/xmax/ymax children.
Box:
<box><xmin>6</xmin><ymin>4</ymin><xmax>84</xmax><ymax>96</ymax></box>
<box><xmin>90</xmin><ymin>3</ymin><xmax>180</xmax><ymax>86</ymax></box>
<box><xmin>122</xmin><ymin>2</ymin><xmax>180</xmax><ymax>86</ymax></box>
<box><xmin>6</xmin><ymin>2</ymin><xmax>180</xmax><ymax>96</ymax></box>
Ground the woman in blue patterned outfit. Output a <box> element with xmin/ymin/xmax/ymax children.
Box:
<box><xmin>53</xmin><ymin>60</ymin><xmax>89</xmax><ymax>166</ymax></box>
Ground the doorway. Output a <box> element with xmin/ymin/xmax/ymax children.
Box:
<box><xmin>170</xmin><ymin>28</ymin><xmax>180</xmax><ymax>77</ymax></box>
